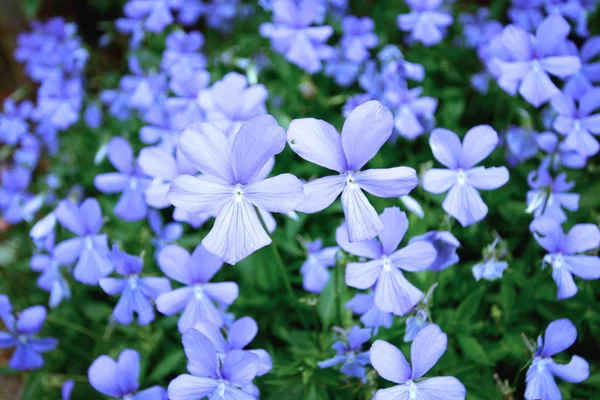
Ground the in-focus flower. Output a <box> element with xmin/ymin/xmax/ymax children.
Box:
<box><xmin>423</xmin><ymin>126</ymin><xmax>509</xmax><ymax>227</ymax></box>
<box><xmin>161</xmin><ymin>31</ymin><xmax>206</xmax><ymax>76</ymax></box>
<box><xmin>472</xmin><ymin>258</ymin><xmax>508</xmax><ymax>281</ymax></box>
<box><xmin>345</xmin><ymin>293</ymin><xmax>393</xmax><ymax>331</ymax></box>
<box><xmin>0</xmin><ymin>166</ymin><xmax>32</xmax><ymax>224</ymax></box>
<box><xmin>94</xmin><ymin>137</ymin><xmax>151</xmax><ymax>221</ymax></box>
<box><xmin>100</xmin><ymin>247</ymin><xmax>171</xmax><ymax>325</ymax></box>
<box><xmin>156</xmin><ymin>244</ymin><xmax>238</xmax><ymax>332</ymax></box>
<box><xmin>397</xmin><ymin>0</ymin><xmax>453</xmax><ymax>46</ymax></box>
<box><xmin>300</xmin><ymin>239</ymin><xmax>339</xmax><ymax>293</ymax></box>
<box><xmin>148</xmin><ymin>210</ymin><xmax>183</xmax><ymax>254</ymax></box>
<box><xmin>564</xmin><ymin>36</ymin><xmax>600</xmax><ymax>99</ymax></box>
<box><xmin>550</xmin><ymin>88</ymin><xmax>600</xmax><ymax>157</ymax></box>
<box><xmin>494</xmin><ymin>15</ymin><xmax>581</xmax><ymax>107</ymax></box>
<box><xmin>409</xmin><ymin>231</ymin><xmax>460</xmax><ymax>272</ymax></box>
<box><xmin>0</xmin><ymin>99</ymin><xmax>32</xmax><ymax>145</ymax></box>
<box><xmin>404</xmin><ymin>309</ymin><xmax>430</xmax><ymax>342</ymax></box>
<box><xmin>168</xmin><ymin>330</ymin><xmax>260</xmax><ymax>400</ymax></box>
<box><xmin>31</xmin><ymin>234</ymin><xmax>71</xmax><ymax>308</ymax></box>
<box><xmin>194</xmin><ymin>316</ymin><xmax>273</xmax><ymax>377</ymax></box>
<box><xmin>260</xmin><ymin>0</ymin><xmax>334</xmax><ymax>73</ymax></box>
<box><xmin>525</xmin><ymin>319</ymin><xmax>589</xmax><ymax>400</ymax></box>
<box><xmin>197</xmin><ymin>72</ymin><xmax>268</xmax><ymax>137</ymax></box>
<box><xmin>168</xmin><ymin>115</ymin><xmax>304</xmax><ymax>264</ymax></box>
<box><xmin>123</xmin><ymin>0</ymin><xmax>180</xmax><ymax>33</ymax></box>
<box><xmin>340</xmin><ymin>16</ymin><xmax>378</xmax><ymax>63</ymax></box>
<box><xmin>88</xmin><ymin>348</ymin><xmax>167</xmax><ymax>399</ymax></box>
<box><xmin>342</xmin><ymin>207</ymin><xmax>436</xmax><ymax>315</ymax></box>
<box><xmin>318</xmin><ymin>326</ymin><xmax>372</xmax><ymax>382</ymax></box>
<box><xmin>0</xmin><ymin>305</ymin><xmax>58</xmax><ymax>370</ymax></box>
<box><xmin>288</xmin><ymin>101</ymin><xmax>418</xmax><ymax>242</ymax></box>
<box><xmin>526</xmin><ymin>168</ymin><xmax>579</xmax><ymax>223</ymax></box>
<box><xmin>371</xmin><ymin>325</ymin><xmax>466</xmax><ymax>399</ymax></box>
<box><xmin>386</xmin><ymin>86</ymin><xmax>437</xmax><ymax>140</ymax></box>
<box><xmin>53</xmin><ymin>198</ymin><xmax>113</xmax><ymax>285</ymax></box>
<box><xmin>530</xmin><ymin>216</ymin><xmax>600</xmax><ymax>300</ymax></box>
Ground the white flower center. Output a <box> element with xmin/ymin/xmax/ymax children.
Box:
<box><xmin>406</xmin><ymin>380</ymin><xmax>418</xmax><ymax>399</ymax></box>
<box><xmin>346</xmin><ymin>173</ymin><xmax>358</xmax><ymax>188</ymax></box>
<box><xmin>128</xmin><ymin>276</ymin><xmax>138</xmax><ymax>290</ymax></box>
<box><xmin>574</xmin><ymin>120</ymin><xmax>582</xmax><ymax>132</ymax></box>
<box><xmin>129</xmin><ymin>177</ymin><xmax>138</xmax><ymax>191</ymax></box>
<box><xmin>346</xmin><ymin>351</ymin><xmax>356</xmax><ymax>363</ymax></box>
<box><xmin>233</xmin><ymin>184</ymin><xmax>244</xmax><ymax>202</ymax></box>
<box><xmin>534</xmin><ymin>356</ymin><xmax>551</xmax><ymax>373</ymax></box>
<box><xmin>531</xmin><ymin>60</ymin><xmax>541</xmax><ymax>72</ymax></box>
<box><xmin>85</xmin><ymin>236</ymin><xmax>94</xmax><ymax>249</ymax></box>
<box><xmin>456</xmin><ymin>169</ymin><xmax>467</xmax><ymax>185</ymax></box>
<box><xmin>216</xmin><ymin>382</ymin><xmax>227</xmax><ymax>397</ymax></box>
<box><xmin>194</xmin><ymin>285</ymin><xmax>205</xmax><ymax>300</ymax></box>
<box><xmin>382</xmin><ymin>256</ymin><xmax>393</xmax><ymax>271</ymax></box>
<box><xmin>552</xmin><ymin>253</ymin><xmax>564</xmax><ymax>269</ymax></box>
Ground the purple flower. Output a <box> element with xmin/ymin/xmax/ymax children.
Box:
<box><xmin>342</xmin><ymin>93</ymin><xmax>373</xmax><ymax>117</ymax></box>
<box><xmin>378</xmin><ymin>46</ymin><xmax>425</xmax><ymax>84</ymax></box>
<box><xmin>423</xmin><ymin>126</ymin><xmax>510</xmax><ymax>227</ymax></box>
<box><xmin>530</xmin><ymin>216</ymin><xmax>600</xmax><ymax>300</ymax></box>
<box><xmin>564</xmin><ymin>36</ymin><xmax>600</xmax><ymax>99</ymax></box>
<box><xmin>123</xmin><ymin>0</ymin><xmax>181</xmax><ymax>33</ymax></box>
<box><xmin>385</xmin><ymin>86</ymin><xmax>437</xmax><ymax>140</ymax></box>
<box><xmin>300</xmin><ymin>239</ymin><xmax>339</xmax><ymax>293</ymax></box>
<box><xmin>345</xmin><ymin>293</ymin><xmax>393</xmax><ymax>331</ymax></box>
<box><xmin>495</xmin><ymin>15</ymin><xmax>581</xmax><ymax>107</ymax></box>
<box><xmin>83</xmin><ymin>102</ymin><xmax>103</xmax><ymax>129</ymax></box>
<box><xmin>197</xmin><ymin>72</ymin><xmax>268</xmax><ymax>137</ymax></box>
<box><xmin>397</xmin><ymin>0</ymin><xmax>453</xmax><ymax>46</ymax></box>
<box><xmin>155</xmin><ymin>244</ymin><xmax>238</xmax><ymax>332</ymax></box>
<box><xmin>324</xmin><ymin>49</ymin><xmax>362</xmax><ymax>87</ymax></box>
<box><xmin>505</xmin><ymin>126</ymin><xmax>539</xmax><ymax>166</ymax></box>
<box><xmin>53</xmin><ymin>198</ymin><xmax>113</xmax><ymax>285</ymax></box>
<box><xmin>61</xmin><ymin>380</ymin><xmax>74</xmax><ymax>400</ymax></box>
<box><xmin>193</xmin><ymin>316</ymin><xmax>273</xmax><ymax>376</ymax></box>
<box><xmin>94</xmin><ymin>137</ymin><xmax>152</xmax><ymax>221</ymax></box>
<box><xmin>161</xmin><ymin>31</ymin><xmax>206</xmax><ymax>76</ymax></box>
<box><xmin>0</xmin><ymin>305</ymin><xmax>58</xmax><ymax>370</ymax></box>
<box><xmin>371</xmin><ymin>325</ymin><xmax>466</xmax><ymax>399</ymax></box>
<box><xmin>139</xmin><ymin>117</ymin><xmax>180</xmax><ymax>153</ymax></box>
<box><xmin>120</xmin><ymin>57</ymin><xmax>168</xmax><ymax>121</ymax></box>
<box><xmin>168</xmin><ymin>330</ymin><xmax>260</xmax><ymax>400</ymax></box>
<box><xmin>318</xmin><ymin>326</ymin><xmax>372</xmax><ymax>382</ymax></box>
<box><xmin>472</xmin><ymin>259</ymin><xmax>508</xmax><ymax>281</ymax></box>
<box><xmin>508</xmin><ymin>0</ymin><xmax>544</xmax><ymax>32</ymax></box>
<box><xmin>115</xmin><ymin>17</ymin><xmax>145</xmax><ymax>49</ymax></box>
<box><xmin>168</xmin><ymin>116</ymin><xmax>305</xmax><ymax>264</ymax></box>
<box><xmin>100</xmin><ymin>248</ymin><xmax>170</xmax><ymax>325</ymax></box>
<box><xmin>34</xmin><ymin>77</ymin><xmax>83</xmax><ymax>130</ymax></box>
<box><xmin>0</xmin><ymin>99</ymin><xmax>32</xmax><ymax>145</ymax></box>
<box><xmin>550</xmin><ymin>88</ymin><xmax>600</xmax><ymax>157</ymax></box>
<box><xmin>343</xmin><ymin>207</ymin><xmax>436</xmax><ymax>316</ymax></box>
<box><xmin>178</xmin><ymin>0</ymin><xmax>204</xmax><ymax>25</ymax></box>
<box><xmin>341</xmin><ymin>16</ymin><xmax>378</xmax><ymax>63</ymax></box>
<box><xmin>148</xmin><ymin>210</ymin><xmax>183</xmax><ymax>253</ymax></box>
<box><xmin>409</xmin><ymin>231</ymin><xmax>460</xmax><ymax>272</ymax></box>
<box><xmin>88</xmin><ymin>349</ymin><xmax>167</xmax><ymax>399</ymax></box>
<box><xmin>100</xmin><ymin>89</ymin><xmax>132</xmax><ymax>121</ymax></box>
<box><xmin>536</xmin><ymin>131</ymin><xmax>586</xmax><ymax>170</ymax></box>
<box><xmin>545</xmin><ymin>0</ymin><xmax>590</xmax><ymax>38</ymax></box>
<box><xmin>525</xmin><ymin>319</ymin><xmax>589</xmax><ymax>400</ymax></box>
<box><xmin>0</xmin><ymin>166</ymin><xmax>32</xmax><ymax>224</ymax></box>
<box><xmin>288</xmin><ymin>101</ymin><xmax>418</xmax><ymax>242</ymax></box>
<box><xmin>260</xmin><ymin>0</ymin><xmax>334</xmax><ymax>73</ymax></box>
<box><xmin>526</xmin><ymin>168</ymin><xmax>579</xmax><ymax>222</ymax></box>
<box><xmin>204</xmin><ymin>0</ymin><xmax>241</xmax><ymax>31</ymax></box>
<box><xmin>459</xmin><ymin>8</ymin><xmax>503</xmax><ymax>51</ymax></box>
<box><xmin>167</xmin><ymin>68</ymin><xmax>209</xmax><ymax>131</ymax></box>
<box><xmin>404</xmin><ymin>309</ymin><xmax>430</xmax><ymax>342</ymax></box>
<box><xmin>30</xmin><ymin>236</ymin><xmax>71</xmax><ymax>308</ymax></box>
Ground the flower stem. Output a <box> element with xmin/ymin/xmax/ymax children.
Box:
<box><xmin>270</xmin><ymin>240</ymin><xmax>294</xmax><ymax>298</ymax></box>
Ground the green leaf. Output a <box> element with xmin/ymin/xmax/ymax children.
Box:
<box><xmin>455</xmin><ymin>286</ymin><xmax>485</xmax><ymax>323</ymax></box>
<box><xmin>146</xmin><ymin>349</ymin><xmax>185</xmax><ymax>383</ymax></box>
<box><xmin>457</xmin><ymin>335</ymin><xmax>494</xmax><ymax>366</ymax></box>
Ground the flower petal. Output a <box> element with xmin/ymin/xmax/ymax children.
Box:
<box><xmin>117</xmin><ymin>349</ymin><xmax>140</xmax><ymax>395</ymax></box>
<box><xmin>564</xmin><ymin>224</ymin><xmax>600</xmax><ymax>254</ymax></box>
<box><xmin>443</xmin><ymin>183</ymin><xmax>488</xmax><ymax>227</ymax></box>
<box><xmin>374</xmin><ymin>268</ymin><xmax>422</xmax><ymax>315</ymax></box>
<box><xmin>460</xmin><ymin>125</ymin><xmax>499</xmax><ymax>169</ymax></box>
<box><xmin>287</xmin><ymin>118</ymin><xmax>347</xmax><ymax>172</ymax></box>
<box><xmin>550</xmin><ymin>356</ymin><xmax>589</xmax><ymax>383</ymax></box>
<box><xmin>355</xmin><ymin>167</ymin><xmax>418</xmax><ymax>198</ymax></box>
<box><xmin>107</xmin><ymin>137</ymin><xmax>134</xmax><ymax>175</ymax></box>
<box><xmin>415</xmin><ymin>376</ymin><xmax>466</xmax><ymax>400</ymax></box>
<box><xmin>541</xmin><ymin>318</ymin><xmax>577</xmax><ymax>357</ymax></box>
<box><xmin>244</xmin><ymin>174</ymin><xmax>305</xmax><ymax>213</ymax></box>
<box><xmin>335</xmin><ymin>223</ymin><xmax>382</xmax><ymax>259</ymax></box>
<box><xmin>55</xmin><ymin>200</ymin><xmax>85</xmax><ymax>236</ymax></box>
<box><xmin>157</xmin><ymin>245</ymin><xmax>192</xmax><ymax>284</ymax></box>
<box><xmin>167</xmin><ymin>375</ymin><xmax>218</xmax><ymax>400</ymax></box>
<box><xmin>465</xmin><ymin>166</ymin><xmax>509</xmax><ymax>190</ymax></box>
<box><xmin>389</xmin><ymin>242</ymin><xmax>436</xmax><ymax>272</ymax></box>
<box><xmin>563</xmin><ymin>255</ymin><xmax>600</xmax><ymax>280</ymax></box>
<box><xmin>182</xmin><ymin>329</ymin><xmax>219</xmax><ymax>378</ymax></box>
<box><xmin>229</xmin><ymin>317</ymin><xmax>258</xmax><ymax>350</ymax></box>
<box><xmin>341</xmin><ymin>185</ymin><xmax>384</xmax><ymax>242</ymax></box>
<box><xmin>410</xmin><ymin>324</ymin><xmax>447</xmax><ymax>379</ymax></box>
<box><xmin>88</xmin><ymin>355</ymin><xmax>121</xmax><ymax>397</ymax></box>
<box><xmin>221</xmin><ymin>350</ymin><xmax>259</xmax><ymax>387</ymax></box>
<box><xmin>429</xmin><ymin>128</ymin><xmax>461</xmax><ymax>169</ymax></box>
<box><xmin>370</xmin><ymin>340</ymin><xmax>411</xmax><ymax>384</ymax></box>
<box><xmin>168</xmin><ymin>175</ymin><xmax>233</xmax><ymax>215</ymax></box>
<box><xmin>94</xmin><ymin>173</ymin><xmax>129</xmax><ymax>194</ymax></box>
<box><xmin>378</xmin><ymin>207</ymin><xmax>408</xmax><ymax>255</ymax></box>
<box><xmin>296</xmin><ymin>175</ymin><xmax>346</xmax><ymax>213</ymax></box>
<box><xmin>138</xmin><ymin>146</ymin><xmax>178</xmax><ymax>180</ymax></box>
<box><xmin>16</xmin><ymin>306</ymin><xmax>46</xmax><ymax>334</ymax></box>
<box><xmin>422</xmin><ymin>169</ymin><xmax>457</xmax><ymax>194</ymax></box>
<box><xmin>345</xmin><ymin>259</ymin><xmax>383</xmax><ymax>289</ymax></box>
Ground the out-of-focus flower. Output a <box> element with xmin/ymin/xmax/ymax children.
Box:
<box><xmin>404</xmin><ymin>309</ymin><xmax>430</xmax><ymax>342</ymax></box>
<box><xmin>564</xmin><ymin>36</ymin><xmax>600</xmax><ymax>99</ymax></box>
<box><xmin>0</xmin><ymin>99</ymin><xmax>33</xmax><ymax>145</ymax></box>
<box><xmin>508</xmin><ymin>0</ymin><xmax>544</xmax><ymax>32</ymax></box>
<box><xmin>123</xmin><ymin>0</ymin><xmax>181</xmax><ymax>33</ymax></box>
<box><xmin>397</xmin><ymin>0</ymin><xmax>453</xmax><ymax>46</ymax></box>
<box><xmin>61</xmin><ymin>380</ymin><xmax>74</xmax><ymax>400</ymax></box>
<box><xmin>340</xmin><ymin>16</ymin><xmax>378</xmax><ymax>63</ymax></box>
<box><xmin>161</xmin><ymin>31</ymin><xmax>206</xmax><ymax>76</ymax></box>
<box><xmin>167</xmin><ymin>68</ymin><xmax>209</xmax><ymax>130</ymax></box>
<box><xmin>386</xmin><ymin>86</ymin><xmax>437</xmax><ymax>140</ymax></box>
<box><xmin>83</xmin><ymin>102</ymin><xmax>103</xmax><ymax>129</ymax></box>
<box><xmin>346</xmin><ymin>293</ymin><xmax>393</xmax><ymax>331</ymax></box>
<box><xmin>505</xmin><ymin>126</ymin><xmax>538</xmax><ymax>166</ymax></box>
<box><xmin>300</xmin><ymin>239</ymin><xmax>339</xmax><ymax>293</ymax></box>
<box><xmin>30</xmin><ymin>233</ymin><xmax>71</xmax><ymax>308</ymax></box>
<box><xmin>34</xmin><ymin>78</ymin><xmax>83</xmax><ymax>130</ymax></box>
<box><xmin>0</xmin><ymin>167</ymin><xmax>33</xmax><ymax>224</ymax></box>
<box><xmin>472</xmin><ymin>258</ymin><xmax>508</xmax><ymax>281</ymax></box>
<box><xmin>148</xmin><ymin>210</ymin><xmax>183</xmax><ymax>254</ymax></box>
<box><xmin>536</xmin><ymin>131</ymin><xmax>587</xmax><ymax>170</ymax></box>
<box><xmin>318</xmin><ymin>326</ymin><xmax>372</xmax><ymax>382</ymax></box>
<box><xmin>409</xmin><ymin>231</ymin><xmax>460</xmax><ymax>272</ymax></box>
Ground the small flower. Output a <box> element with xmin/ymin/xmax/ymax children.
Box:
<box><xmin>404</xmin><ymin>309</ymin><xmax>430</xmax><ymax>342</ymax></box>
<box><xmin>288</xmin><ymin>101</ymin><xmax>418</xmax><ymax>242</ymax></box>
<box><xmin>34</xmin><ymin>77</ymin><xmax>83</xmax><ymax>130</ymax></box>
<box><xmin>342</xmin><ymin>207</ymin><xmax>436</xmax><ymax>316</ymax></box>
<box><xmin>397</xmin><ymin>0</ymin><xmax>454</xmax><ymax>46</ymax></box>
<box><xmin>535</xmin><ymin>131</ymin><xmax>586</xmax><ymax>170</ymax></box>
<box><xmin>530</xmin><ymin>216</ymin><xmax>600</xmax><ymax>300</ymax></box>
<box><xmin>423</xmin><ymin>126</ymin><xmax>510</xmax><ymax>227</ymax></box>
<box><xmin>409</xmin><ymin>231</ymin><xmax>460</xmax><ymax>272</ymax></box>
<box><xmin>345</xmin><ymin>293</ymin><xmax>393</xmax><ymax>331</ymax></box>
<box><xmin>53</xmin><ymin>198</ymin><xmax>113</xmax><ymax>285</ymax></box>
<box><xmin>94</xmin><ymin>137</ymin><xmax>152</xmax><ymax>221</ymax></box>
<box><xmin>525</xmin><ymin>319</ymin><xmax>589</xmax><ymax>400</ymax></box>
<box><xmin>318</xmin><ymin>326</ymin><xmax>372</xmax><ymax>382</ymax></box>
<box><xmin>161</xmin><ymin>31</ymin><xmax>206</xmax><ymax>76</ymax></box>
<box><xmin>88</xmin><ymin>348</ymin><xmax>167</xmax><ymax>399</ymax></box>
<box><xmin>564</xmin><ymin>36</ymin><xmax>600</xmax><ymax>99</ymax></box>
<box><xmin>156</xmin><ymin>244</ymin><xmax>239</xmax><ymax>332</ymax></box>
<box><xmin>0</xmin><ymin>304</ymin><xmax>58</xmax><ymax>370</ymax></box>
<box><xmin>505</xmin><ymin>126</ymin><xmax>538</xmax><ymax>166</ymax></box>
<box><xmin>0</xmin><ymin>166</ymin><xmax>33</xmax><ymax>224</ymax></box>
<box><xmin>31</xmin><ymin>235</ymin><xmax>71</xmax><ymax>308</ymax></box>
<box><xmin>386</xmin><ymin>86</ymin><xmax>437</xmax><ymax>140</ymax></box>
<box><xmin>83</xmin><ymin>102</ymin><xmax>103</xmax><ymax>129</ymax></box>
<box><xmin>168</xmin><ymin>115</ymin><xmax>304</xmax><ymax>264</ymax></box>
<box><xmin>508</xmin><ymin>0</ymin><xmax>544</xmax><ymax>32</ymax></box>
<box><xmin>123</xmin><ymin>0</ymin><xmax>180</xmax><ymax>33</ymax></box>
<box><xmin>300</xmin><ymin>239</ymin><xmax>339</xmax><ymax>293</ymax></box>
<box><xmin>526</xmin><ymin>168</ymin><xmax>579</xmax><ymax>223</ymax></box>
<box><xmin>168</xmin><ymin>330</ymin><xmax>260</xmax><ymax>400</ymax></box>
<box><xmin>148</xmin><ymin>210</ymin><xmax>183</xmax><ymax>254</ymax></box>
<box><xmin>100</xmin><ymin>247</ymin><xmax>171</xmax><ymax>325</ymax></box>
<box><xmin>370</xmin><ymin>325</ymin><xmax>466</xmax><ymax>400</ymax></box>
<box><xmin>340</xmin><ymin>16</ymin><xmax>378</xmax><ymax>63</ymax></box>
<box><xmin>0</xmin><ymin>98</ymin><xmax>32</xmax><ymax>146</ymax></box>
<box><xmin>167</xmin><ymin>68</ymin><xmax>209</xmax><ymax>131</ymax></box>
<box><xmin>472</xmin><ymin>259</ymin><xmax>508</xmax><ymax>281</ymax></box>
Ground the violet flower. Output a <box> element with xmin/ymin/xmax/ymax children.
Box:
<box><xmin>536</xmin><ymin>131</ymin><xmax>587</xmax><ymax>170</ymax></box>
<box><xmin>397</xmin><ymin>0</ymin><xmax>453</xmax><ymax>46</ymax></box>
<box><xmin>318</xmin><ymin>326</ymin><xmax>372</xmax><ymax>382</ymax></box>
<box><xmin>564</xmin><ymin>36</ymin><xmax>600</xmax><ymax>99</ymax></box>
<box><xmin>260</xmin><ymin>0</ymin><xmax>334</xmax><ymax>73</ymax></box>
<box><xmin>197</xmin><ymin>72</ymin><xmax>268</xmax><ymax>137</ymax></box>
<box><xmin>94</xmin><ymin>137</ymin><xmax>151</xmax><ymax>221</ymax></box>
<box><xmin>34</xmin><ymin>77</ymin><xmax>83</xmax><ymax>130</ymax></box>
<box><xmin>155</xmin><ymin>244</ymin><xmax>239</xmax><ymax>332</ymax></box>
<box><xmin>472</xmin><ymin>258</ymin><xmax>508</xmax><ymax>281</ymax></box>
<box><xmin>508</xmin><ymin>0</ymin><xmax>544</xmax><ymax>32</ymax></box>
<box><xmin>371</xmin><ymin>325</ymin><xmax>466</xmax><ymax>399</ymax></box>
<box><xmin>0</xmin><ymin>305</ymin><xmax>58</xmax><ymax>370</ymax></box>
<box><xmin>287</xmin><ymin>101</ymin><xmax>418</xmax><ymax>242</ymax></box>
<box><xmin>167</xmin><ymin>68</ymin><xmax>209</xmax><ymax>131</ymax></box>
<box><xmin>100</xmin><ymin>248</ymin><xmax>171</xmax><ymax>325</ymax></box>
<box><xmin>300</xmin><ymin>239</ymin><xmax>339</xmax><ymax>293</ymax></box>
<box><xmin>409</xmin><ymin>231</ymin><xmax>460</xmax><ymax>272</ymax></box>
<box><xmin>341</xmin><ymin>16</ymin><xmax>378</xmax><ymax>63</ymax></box>
<box><xmin>526</xmin><ymin>168</ymin><xmax>579</xmax><ymax>223</ymax></box>
<box><xmin>525</xmin><ymin>319</ymin><xmax>589</xmax><ymax>400</ymax></box>
<box><xmin>423</xmin><ymin>126</ymin><xmax>509</xmax><ymax>227</ymax></box>
<box><xmin>0</xmin><ymin>99</ymin><xmax>32</xmax><ymax>146</ymax></box>
<box><xmin>161</xmin><ymin>31</ymin><xmax>206</xmax><ymax>76</ymax></box>
<box><xmin>148</xmin><ymin>210</ymin><xmax>183</xmax><ymax>253</ymax></box>
<box><xmin>53</xmin><ymin>198</ymin><xmax>113</xmax><ymax>285</ymax></box>
<box><xmin>343</xmin><ymin>207</ymin><xmax>436</xmax><ymax>316</ymax></box>
<box><xmin>345</xmin><ymin>293</ymin><xmax>393</xmax><ymax>331</ymax></box>
<box><xmin>88</xmin><ymin>349</ymin><xmax>167</xmax><ymax>399</ymax></box>
<box><xmin>0</xmin><ymin>166</ymin><xmax>33</xmax><ymax>224</ymax></box>
<box><xmin>385</xmin><ymin>86</ymin><xmax>437</xmax><ymax>140</ymax></box>
<box><xmin>530</xmin><ymin>216</ymin><xmax>600</xmax><ymax>300</ymax></box>
<box><xmin>30</xmin><ymin>234</ymin><xmax>71</xmax><ymax>308</ymax></box>
<box><xmin>178</xmin><ymin>0</ymin><xmax>204</xmax><ymax>25</ymax></box>
<box><xmin>404</xmin><ymin>309</ymin><xmax>430</xmax><ymax>342</ymax></box>
<box><xmin>123</xmin><ymin>0</ymin><xmax>180</xmax><ymax>33</ymax></box>
<box><xmin>550</xmin><ymin>88</ymin><xmax>600</xmax><ymax>157</ymax></box>
<box><xmin>168</xmin><ymin>116</ymin><xmax>305</xmax><ymax>264</ymax></box>
<box><xmin>505</xmin><ymin>126</ymin><xmax>539</xmax><ymax>166</ymax></box>
<box><xmin>168</xmin><ymin>330</ymin><xmax>260</xmax><ymax>400</ymax></box>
